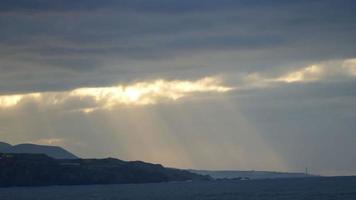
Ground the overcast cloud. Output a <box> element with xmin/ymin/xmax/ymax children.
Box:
<box><xmin>0</xmin><ymin>0</ymin><xmax>356</xmax><ymax>176</ymax></box>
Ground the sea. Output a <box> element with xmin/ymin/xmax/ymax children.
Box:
<box><xmin>0</xmin><ymin>176</ymin><xmax>355</xmax><ymax>200</ymax></box>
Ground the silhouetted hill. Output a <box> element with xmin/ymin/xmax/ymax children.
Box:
<box><xmin>0</xmin><ymin>142</ymin><xmax>78</xmax><ymax>159</ymax></box>
<box><xmin>189</xmin><ymin>170</ymin><xmax>316</xmax><ymax>180</ymax></box>
<box><xmin>0</xmin><ymin>142</ymin><xmax>12</xmax><ymax>151</ymax></box>
<box><xmin>0</xmin><ymin>153</ymin><xmax>210</xmax><ymax>187</ymax></box>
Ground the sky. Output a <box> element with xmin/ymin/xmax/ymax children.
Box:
<box><xmin>0</xmin><ymin>0</ymin><xmax>356</xmax><ymax>176</ymax></box>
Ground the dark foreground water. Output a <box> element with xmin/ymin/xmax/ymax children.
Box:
<box><xmin>1</xmin><ymin>177</ymin><xmax>356</xmax><ymax>200</ymax></box>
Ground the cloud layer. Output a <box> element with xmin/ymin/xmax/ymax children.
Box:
<box><xmin>1</xmin><ymin>0</ymin><xmax>356</xmax><ymax>176</ymax></box>
<box><xmin>1</xmin><ymin>0</ymin><xmax>356</xmax><ymax>95</ymax></box>
<box><xmin>0</xmin><ymin>77</ymin><xmax>232</xmax><ymax>112</ymax></box>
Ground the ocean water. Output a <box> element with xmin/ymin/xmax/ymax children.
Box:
<box><xmin>0</xmin><ymin>177</ymin><xmax>356</xmax><ymax>200</ymax></box>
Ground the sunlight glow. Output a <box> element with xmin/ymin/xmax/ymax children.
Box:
<box><xmin>0</xmin><ymin>93</ymin><xmax>41</xmax><ymax>108</ymax></box>
<box><xmin>0</xmin><ymin>95</ymin><xmax>23</xmax><ymax>108</ymax></box>
<box><xmin>276</xmin><ymin>65</ymin><xmax>323</xmax><ymax>83</ymax></box>
<box><xmin>70</xmin><ymin>77</ymin><xmax>233</xmax><ymax>108</ymax></box>
<box><xmin>0</xmin><ymin>77</ymin><xmax>233</xmax><ymax>111</ymax></box>
<box><xmin>33</xmin><ymin>138</ymin><xmax>65</xmax><ymax>146</ymax></box>
<box><xmin>343</xmin><ymin>59</ymin><xmax>356</xmax><ymax>76</ymax></box>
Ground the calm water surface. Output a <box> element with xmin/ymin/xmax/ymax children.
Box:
<box><xmin>0</xmin><ymin>177</ymin><xmax>356</xmax><ymax>200</ymax></box>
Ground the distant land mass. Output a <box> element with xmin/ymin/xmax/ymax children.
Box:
<box><xmin>0</xmin><ymin>153</ymin><xmax>210</xmax><ymax>187</ymax></box>
<box><xmin>0</xmin><ymin>141</ymin><xmax>78</xmax><ymax>159</ymax></box>
<box><xmin>0</xmin><ymin>141</ymin><xmax>317</xmax><ymax>187</ymax></box>
<box><xmin>189</xmin><ymin>169</ymin><xmax>315</xmax><ymax>180</ymax></box>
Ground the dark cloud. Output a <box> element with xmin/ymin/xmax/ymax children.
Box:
<box><xmin>0</xmin><ymin>0</ymin><xmax>356</xmax><ymax>175</ymax></box>
<box><xmin>0</xmin><ymin>0</ymin><xmax>296</xmax><ymax>14</ymax></box>
<box><xmin>0</xmin><ymin>0</ymin><xmax>355</xmax><ymax>94</ymax></box>
<box><xmin>1</xmin><ymin>0</ymin><xmax>355</xmax><ymax>14</ymax></box>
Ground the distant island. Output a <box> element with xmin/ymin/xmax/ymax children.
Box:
<box><xmin>0</xmin><ymin>141</ymin><xmax>315</xmax><ymax>187</ymax></box>
<box><xmin>189</xmin><ymin>169</ymin><xmax>315</xmax><ymax>180</ymax></box>
<box><xmin>0</xmin><ymin>153</ymin><xmax>210</xmax><ymax>187</ymax></box>
<box><xmin>0</xmin><ymin>141</ymin><xmax>210</xmax><ymax>187</ymax></box>
<box><xmin>0</xmin><ymin>141</ymin><xmax>78</xmax><ymax>159</ymax></box>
